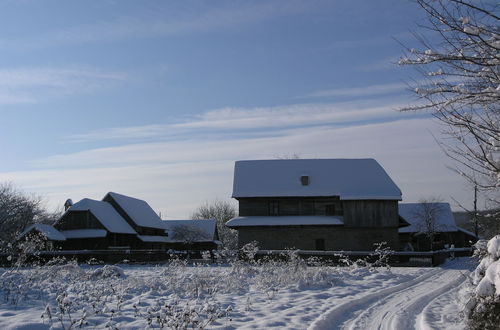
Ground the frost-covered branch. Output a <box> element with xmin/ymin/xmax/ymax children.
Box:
<box><xmin>399</xmin><ymin>0</ymin><xmax>499</xmax><ymax>193</ymax></box>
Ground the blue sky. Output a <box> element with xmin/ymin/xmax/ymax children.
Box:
<box><xmin>0</xmin><ymin>0</ymin><xmax>478</xmax><ymax>217</ymax></box>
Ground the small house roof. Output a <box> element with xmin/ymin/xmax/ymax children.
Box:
<box><xmin>162</xmin><ymin>219</ymin><xmax>217</xmax><ymax>241</ymax></box>
<box><xmin>104</xmin><ymin>192</ymin><xmax>165</xmax><ymax>229</ymax></box>
<box><xmin>61</xmin><ymin>229</ymin><xmax>108</xmax><ymax>239</ymax></box>
<box><xmin>19</xmin><ymin>224</ymin><xmax>66</xmax><ymax>241</ymax></box>
<box><xmin>231</xmin><ymin>159</ymin><xmax>402</xmax><ymax>200</ymax></box>
<box><xmin>226</xmin><ymin>216</ymin><xmax>344</xmax><ymax>227</ymax></box>
<box><xmin>398</xmin><ymin>203</ymin><xmax>458</xmax><ymax>233</ymax></box>
<box><xmin>68</xmin><ymin>198</ymin><xmax>137</xmax><ymax>234</ymax></box>
<box><xmin>457</xmin><ymin>227</ymin><xmax>479</xmax><ymax>238</ymax></box>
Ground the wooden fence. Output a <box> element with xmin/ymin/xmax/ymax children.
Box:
<box><xmin>255</xmin><ymin>248</ymin><xmax>473</xmax><ymax>266</ymax></box>
<box><xmin>0</xmin><ymin>248</ymin><xmax>472</xmax><ymax>267</ymax></box>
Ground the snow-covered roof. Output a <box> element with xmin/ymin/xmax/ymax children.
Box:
<box><xmin>105</xmin><ymin>192</ymin><xmax>165</xmax><ymax>229</ymax></box>
<box><xmin>67</xmin><ymin>198</ymin><xmax>137</xmax><ymax>234</ymax></box>
<box><xmin>19</xmin><ymin>224</ymin><xmax>66</xmax><ymax>241</ymax></box>
<box><xmin>398</xmin><ymin>203</ymin><xmax>458</xmax><ymax>233</ymax></box>
<box><xmin>61</xmin><ymin>229</ymin><xmax>108</xmax><ymax>239</ymax></box>
<box><xmin>162</xmin><ymin>219</ymin><xmax>217</xmax><ymax>241</ymax></box>
<box><xmin>232</xmin><ymin>159</ymin><xmax>402</xmax><ymax>200</ymax></box>
<box><xmin>137</xmin><ymin>235</ymin><xmax>171</xmax><ymax>243</ymax></box>
<box><xmin>226</xmin><ymin>216</ymin><xmax>344</xmax><ymax>227</ymax></box>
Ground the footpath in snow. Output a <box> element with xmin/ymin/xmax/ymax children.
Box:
<box><xmin>310</xmin><ymin>258</ymin><xmax>475</xmax><ymax>330</ymax></box>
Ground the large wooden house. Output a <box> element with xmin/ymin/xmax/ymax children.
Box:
<box><xmin>226</xmin><ymin>159</ymin><xmax>407</xmax><ymax>251</ymax></box>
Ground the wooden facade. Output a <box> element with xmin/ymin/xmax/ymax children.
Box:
<box><xmin>237</xmin><ymin>226</ymin><xmax>399</xmax><ymax>251</ymax></box>
<box><xmin>233</xmin><ymin>197</ymin><xmax>401</xmax><ymax>251</ymax></box>
<box><xmin>238</xmin><ymin>197</ymin><xmax>343</xmax><ymax>217</ymax></box>
<box><xmin>237</xmin><ymin>197</ymin><xmax>399</xmax><ymax>227</ymax></box>
<box><xmin>57</xmin><ymin>211</ymin><xmax>106</xmax><ymax>231</ymax></box>
<box><xmin>342</xmin><ymin>200</ymin><xmax>399</xmax><ymax>227</ymax></box>
<box><xmin>54</xmin><ymin>210</ymin><xmax>146</xmax><ymax>250</ymax></box>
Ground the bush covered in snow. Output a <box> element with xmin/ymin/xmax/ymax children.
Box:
<box><xmin>465</xmin><ymin>235</ymin><xmax>500</xmax><ymax>329</ymax></box>
<box><xmin>0</xmin><ymin>244</ymin><xmax>403</xmax><ymax>329</ymax></box>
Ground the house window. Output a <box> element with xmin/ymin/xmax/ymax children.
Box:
<box><xmin>325</xmin><ymin>204</ymin><xmax>335</xmax><ymax>215</ymax></box>
<box><xmin>300</xmin><ymin>175</ymin><xmax>309</xmax><ymax>185</ymax></box>
<box><xmin>269</xmin><ymin>201</ymin><xmax>279</xmax><ymax>216</ymax></box>
<box><xmin>315</xmin><ymin>239</ymin><xmax>325</xmax><ymax>251</ymax></box>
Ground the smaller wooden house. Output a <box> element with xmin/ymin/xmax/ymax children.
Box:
<box><xmin>20</xmin><ymin>192</ymin><xmax>170</xmax><ymax>251</ymax></box>
<box><xmin>398</xmin><ymin>202</ymin><xmax>478</xmax><ymax>251</ymax></box>
<box><xmin>18</xmin><ymin>224</ymin><xmax>66</xmax><ymax>250</ymax></box>
<box><xmin>162</xmin><ymin>219</ymin><xmax>221</xmax><ymax>252</ymax></box>
<box><xmin>18</xmin><ymin>193</ymin><xmax>223</xmax><ymax>256</ymax></box>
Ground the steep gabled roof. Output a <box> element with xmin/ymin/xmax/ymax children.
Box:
<box><xmin>104</xmin><ymin>192</ymin><xmax>165</xmax><ymax>229</ymax></box>
<box><xmin>398</xmin><ymin>203</ymin><xmax>457</xmax><ymax>233</ymax></box>
<box><xmin>232</xmin><ymin>159</ymin><xmax>402</xmax><ymax>200</ymax></box>
<box><xmin>19</xmin><ymin>224</ymin><xmax>66</xmax><ymax>241</ymax></box>
<box><xmin>68</xmin><ymin>198</ymin><xmax>137</xmax><ymax>234</ymax></box>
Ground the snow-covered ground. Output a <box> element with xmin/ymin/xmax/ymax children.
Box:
<box><xmin>0</xmin><ymin>257</ymin><xmax>476</xmax><ymax>329</ymax></box>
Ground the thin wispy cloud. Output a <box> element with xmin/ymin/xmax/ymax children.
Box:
<box><xmin>66</xmin><ymin>98</ymin><xmax>417</xmax><ymax>143</ymax></box>
<box><xmin>177</xmin><ymin>103</ymin><xmax>406</xmax><ymax>129</ymax></box>
<box><xmin>0</xmin><ymin>66</ymin><xmax>126</xmax><ymax>105</ymax></box>
<box><xmin>303</xmin><ymin>82</ymin><xmax>409</xmax><ymax>99</ymax></box>
<box><xmin>40</xmin><ymin>116</ymin><xmax>427</xmax><ymax>170</ymax></box>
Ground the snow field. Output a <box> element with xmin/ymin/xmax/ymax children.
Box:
<box><xmin>0</xmin><ymin>256</ymin><xmax>474</xmax><ymax>329</ymax></box>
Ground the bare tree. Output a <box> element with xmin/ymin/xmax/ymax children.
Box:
<box><xmin>399</xmin><ymin>0</ymin><xmax>499</xmax><ymax>193</ymax></box>
<box><xmin>0</xmin><ymin>183</ymin><xmax>58</xmax><ymax>251</ymax></box>
<box><xmin>412</xmin><ymin>198</ymin><xmax>447</xmax><ymax>250</ymax></box>
<box><xmin>190</xmin><ymin>199</ymin><xmax>238</xmax><ymax>249</ymax></box>
<box><xmin>171</xmin><ymin>224</ymin><xmax>210</xmax><ymax>244</ymax></box>
<box><xmin>274</xmin><ymin>153</ymin><xmax>301</xmax><ymax>159</ymax></box>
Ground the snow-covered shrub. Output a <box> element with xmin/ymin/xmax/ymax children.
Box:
<box><xmin>240</xmin><ymin>241</ymin><xmax>259</xmax><ymax>261</ymax></box>
<box><xmin>370</xmin><ymin>242</ymin><xmax>392</xmax><ymax>270</ymax></box>
<box><xmin>91</xmin><ymin>265</ymin><xmax>125</xmax><ymax>279</ymax></box>
<box><xmin>142</xmin><ymin>298</ymin><xmax>231</xmax><ymax>329</ymax></box>
<box><xmin>465</xmin><ymin>235</ymin><xmax>500</xmax><ymax>329</ymax></box>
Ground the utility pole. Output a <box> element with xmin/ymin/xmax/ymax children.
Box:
<box><xmin>473</xmin><ymin>185</ymin><xmax>478</xmax><ymax>237</ymax></box>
